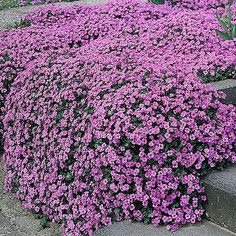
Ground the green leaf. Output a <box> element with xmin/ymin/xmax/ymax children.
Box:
<box><xmin>15</xmin><ymin>19</ymin><xmax>31</xmax><ymax>29</ymax></box>
<box><xmin>215</xmin><ymin>29</ymin><xmax>231</xmax><ymax>40</ymax></box>
<box><xmin>149</xmin><ymin>0</ymin><xmax>165</xmax><ymax>4</ymax></box>
<box><xmin>144</xmin><ymin>218</ymin><xmax>151</xmax><ymax>224</ymax></box>
<box><xmin>3</xmin><ymin>54</ymin><xmax>11</xmax><ymax>61</ymax></box>
<box><xmin>40</xmin><ymin>216</ymin><xmax>48</xmax><ymax>228</ymax></box>
<box><xmin>232</xmin><ymin>24</ymin><xmax>236</xmax><ymax>38</ymax></box>
<box><xmin>114</xmin><ymin>208</ymin><xmax>121</xmax><ymax>214</ymax></box>
<box><xmin>131</xmin><ymin>116</ymin><xmax>143</xmax><ymax>128</ymax></box>
<box><xmin>94</xmin><ymin>139</ymin><xmax>103</xmax><ymax>148</ymax></box>
<box><xmin>84</xmin><ymin>106</ymin><xmax>94</xmax><ymax>114</ymax></box>
<box><xmin>57</xmin><ymin>83</ymin><xmax>65</xmax><ymax>89</ymax></box>
<box><xmin>13</xmin><ymin>182</ymin><xmax>19</xmax><ymax>193</ymax></box>
<box><xmin>216</xmin><ymin>13</ymin><xmax>231</xmax><ymax>35</ymax></box>
<box><xmin>133</xmin><ymin>154</ymin><xmax>140</xmax><ymax>162</ymax></box>
<box><xmin>65</xmin><ymin>172</ymin><xmax>74</xmax><ymax>182</ymax></box>
<box><xmin>227</xmin><ymin>7</ymin><xmax>233</xmax><ymax>21</ymax></box>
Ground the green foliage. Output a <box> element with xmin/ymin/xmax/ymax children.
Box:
<box><xmin>0</xmin><ymin>0</ymin><xmax>18</xmax><ymax>10</ymax></box>
<box><xmin>15</xmin><ymin>19</ymin><xmax>31</xmax><ymax>28</ymax></box>
<box><xmin>56</xmin><ymin>109</ymin><xmax>64</xmax><ymax>122</ymax></box>
<box><xmin>65</xmin><ymin>171</ymin><xmax>74</xmax><ymax>183</ymax></box>
<box><xmin>131</xmin><ymin>116</ymin><xmax>143</xmax><ymax>128</ymax></box>
<box><xmin>102</xmin><ymin>166</ymin><xmax>111</xmax><ymax>181</ymax></box>
<box><xmin>123</xmin><ymin>138</ymin><xmax>134</xmax><ymax>148</ymax></box>
<box><xmin>6</xmin><ymin>19</ymin><xmax>31</xmax><ymax>30</ymax></box>
<box><xmin>215</xmin><ymin>2</ymin><xmax>236</xmax><ymax>40</ymax></box>
<box><xmin>40</xmin><ymin>215</ymin><xmax>49</xmax><ymax>228</ymax></box>
<box><xmin>12</xmin><ymin>182</ymin><xmax>19</xmax><ymax>193</ymax></box>
<box><xmin>149</xmin><ymin>0</ymin><xmax>165</xmax><ymax>4</ymax></box>
<box><xmin>84</xmin><ymin>106</ymin><xmax>94</xmax><ymax>114</ymax></box>
<box><xmin>198</xmin><ymin>66</ymin><xmax>236</xmax><ymax>83</ymax></box>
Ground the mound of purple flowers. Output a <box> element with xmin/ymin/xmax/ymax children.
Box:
<box><xmin>0</xmin><ymin>0</ymin><xmax>236</xmax><ymax>235</ymax></box>
<box><xmin>17</xmin><ymin>0</ymin><xmax>230</xmax><ymax>9</ymax></box>
<box><xmin>170</xmin><ymin>0</ymin><xmax>228</xmax><ymax>9</ymax></box>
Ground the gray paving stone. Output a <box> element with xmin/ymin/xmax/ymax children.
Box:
<box><xmin>205</xmin><ymin>165</ymin><xmax>236</xmax><ymax>233</ymax></box>
<box><xmin>13</xmin><ymin>216</ymin><xmax>42</xmax><ymax>234</ymax></box>
<box><xmin>0</xmin><ymin>212</ymin><xmax>18</xmax><ymax>236</ymax></box>
<box><xmin>94</xmin><ymin>221</ymin><xmax>236</xmax><ymax>236</ymax></box>
<box><xmin>210</xmin><ymin>79</ymin><xmax>236</xmax><ymax>105</ymax></box>
<box><xmin>210</xmin><ymin>79</ymin><xmax>236</xmax><ymax>90</ymax></box>
<box><xmin>205</xmin><ymin>165</ymin><xmax>236</xmax><ymax>195</ymax></box>
<box><xmin>220</xmin><ymin>87</ymin><xmax>236</xmax><ymax>105</ymax></box>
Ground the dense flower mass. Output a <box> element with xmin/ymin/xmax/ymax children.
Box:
<box><xmin>169</xmin><ymin>0</ymin><xmax>228</xmax><ymax>9</ymax></box>
<box><xmin>0</xmin><ymin>0</ymin><xmax>236</xmax><ymax>235</ymax></box>
<box><xmin>16</xmin><ymin>0</ymin><xmax>230</xmax><ymax>9</ymax></box>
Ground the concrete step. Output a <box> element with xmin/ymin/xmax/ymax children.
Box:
<box><xmin>205</xmin><ymin>80</ymin><xmax>236</xmax><ymax>231</ymax></box>
<box><xmin>220</xmin><ymin>86</ymin><xmax>236</xmax><ymax>105</ymax></box>
<box><xmin>94</xmin><ymin>220</ymin><xmax>236</xmax><ymax>236</ymax></box>
<box><xmin>204</xmin><ymin>165</ymin><xmax>236</xmax><ymax>233</ymax></box>
<box><xmin>0</xmin><ymin>211</ymin><xmax>20</xmax><ymax>236</ymax></box>
<box><xmin>210</xmin><ymin>79</ymin><xmax>236</xmax><ymax>105</ymax></box>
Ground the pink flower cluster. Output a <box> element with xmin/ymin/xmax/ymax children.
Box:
<box><xmin>0</xmin><ymin>0</ymin><xmax>236</xmax><ymax>235</ymax></box>
<box><xmin>169</xmin><ymin>0</ymin><xmax>228</xmax><ymax>9</ymax></box>
<box><xmin>17</xmin><ymin>0</ymin><xmax>229</xmax><ymax>9</ymax></box>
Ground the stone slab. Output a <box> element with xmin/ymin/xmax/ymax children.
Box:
<box><xmin>220</xmin><ymin>87</ymin><xmax>236</xmax><ymax>105</ymax></box>
<box><xmin>205</xmin><ymin>165</ymin><xmax>236</xmax><ymax>195</ymax></box>
<box><xmin>204</xmin><ymin>166</ymin><xmax>236</xmax><ymax>233</ymax></box>
<box><xmin>0</xmin><ymin>212</ymin><xmax>18</xmax><ymax>236</ymax></box>
<box><xmin>211</xmin><ymin>79</ymin><xmax>236</xmax><ymax>91</ymax></box>
<box><xmin>210</xmin><ymin>79</ymin><xmax>236</xmax><ymax>105</ymax></box>
<box><xmin>94</xmin><ymin>221</ymin><xmax>236</xmax><ymax>236</ymax></box>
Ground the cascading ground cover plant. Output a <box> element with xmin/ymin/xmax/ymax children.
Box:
<box><xmin>0</xmin><ymin>0</ymin><xmax>236</xmax><ymax>235</ymax></box>
<box><xmin>2</xmin><ymin>0</ymin><xmax>234</xmax><ymax>8</ymax></box>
